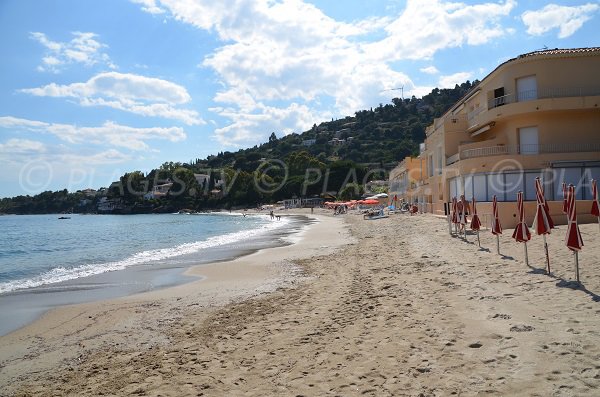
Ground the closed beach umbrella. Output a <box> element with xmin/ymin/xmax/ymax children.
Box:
<box><xmin>562</xmin><ymin>182</ymin><xmax>568</xmax><ymax>214</ymax></box>
<box><xmin>451</xmin><ymin>197</ymin><xmax>458</xmax><ymax>234</ymax></box>
<box><xmin>512</xmin><ymin>191</ymin><xmax>531</xmax><ymax>265</ymax></box>
<box><xmin>591</xmin><ymin>179</ymin><xmax>600</xmax><ymax>233</ymax></box>
<box><xmin>532</xmin><ymin>177</ymin><xmax>554</xmax><ymax>273</ymax></box>
<box><xmin>460</xmin><ymin>195</ymin><xmax>469</xmax><ymax>241</ymax></box>
<box><xmin>565</xmin><ymin>184</ymin><xmax>584</xmax><ymax>282</ymax></box>
<box><xmin>470</xmin><ymin>196</ymin><xmax>482</xmax><ymax>247</ymax></box>
<box><xmin>491</xmin><ymin>195</ymin><xmax>502</xmax><ymax>254</ymax></box>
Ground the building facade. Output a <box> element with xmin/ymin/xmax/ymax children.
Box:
<box><xmin>391</xmin><ymin>47</ymin><xmax>600</xmax><ymax>227</ymax></box>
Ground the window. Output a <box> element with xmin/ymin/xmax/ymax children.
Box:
<box><xmin>449</xmin><ymin>177</ymin><xmax>457</xmax><ymax>199</ymax></box>
<box><xmin>437</xmin><ymin>147</ymin><xmax>443</xmax><ymax>175</ymax></box>
<box><xmin>516</xmin><ymin>75</ymin><xmax>537</xmax><ymax>102</ymax></box>
<box><xmin>463</xmin><ymin>175</ymin><xmax>473</xmax><ymax>199</ymax></box>
<box><xmin>473</xmin><ymin>175</ymin><xmax>487</xmax><ymax>202</ymax></box>
<box><xmin>505</xmin><ymin>173</ymin><xmax>523</xmax><ymax>201</ymax></box>
<box><xmin>493</xmin><ymin>87</ymin><xmax>505</xmax><ymax>107</ymax></box>
<box><xmin>519</xmin><ymin>126</ymin><xmax>539</xmax><ymax>154</ymax></box>
<box><xmin>553</xmin><ymin>168</ymin><xmax>585</xmax><ymax>200</ymax></box>
<box><xmin>428</xmin><ymin>155</ymin><xmax>434</xmax><ymax>177</ymax></box>
<box><xmin>487</xmin><ymin>174</ymin><xmax>504</xmax><ymax>201</ymax></box>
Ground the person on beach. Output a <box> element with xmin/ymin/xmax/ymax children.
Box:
<box><xmin>270</xmin><ymin>210</ymin><xmax>274</xmax><ymax>220</ymax></box>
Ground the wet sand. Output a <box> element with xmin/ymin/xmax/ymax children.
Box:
<box><xmin>2</xmin><ymin>209</ymin><xmax>600</xmax><ymax>396</ymax></box>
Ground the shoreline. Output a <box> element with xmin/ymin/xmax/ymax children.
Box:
<box><xmin>0</xmin><ymin>212</ymin><xmax>309</xmax><ymax>336</ymax></box>
<box><xmin>0</xmin><ymin>209</ymin><xmax>352</xmax><ymax>394</ymax></box>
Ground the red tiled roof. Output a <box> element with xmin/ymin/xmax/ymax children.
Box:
<box><xmin>517</xmin><ymin>47</ymin><xmax>600</xmax><ymax>59</ymax></box>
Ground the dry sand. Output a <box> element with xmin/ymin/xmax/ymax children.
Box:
<box><xmin>2</xmin><ymin>209</ymin><xmax>600</xmax><ymax>396</ymax></box>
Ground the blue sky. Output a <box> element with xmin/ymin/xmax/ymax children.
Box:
<box><xmin>0</xmin><ymin>0</ymin><xmax>599</xmax><ymax>197</ymax></box>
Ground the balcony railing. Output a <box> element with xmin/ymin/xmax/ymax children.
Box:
<box><xmin>488</xmin><ymin>86</ymin><xmax>600</xmax><ymax>109</ymax></box>
<box><xmin>446</xmin><ymin>152</ymin><xmax>460</xmax><ymax>165</ymax></box>
<box><xmin>461</xmin><ymin>142</ymin><xmax>600</xmax><ymax>160</ymax></box>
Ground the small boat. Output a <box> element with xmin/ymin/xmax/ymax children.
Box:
<box><xmin>58</xmin><ymin>216</ymin><xmax>71</xmax><ymax>219</ymax></box>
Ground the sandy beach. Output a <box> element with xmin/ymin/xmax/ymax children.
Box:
<box><xmin>2</xmin><ymin>209</ymin><xmax>600</xmax><ymax>396</ymax></box>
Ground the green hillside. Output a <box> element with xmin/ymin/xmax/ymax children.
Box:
<box><xmin>0</xmin><ymin>81</ymin><xmax>477</xmax><ymax>214</ymax></box>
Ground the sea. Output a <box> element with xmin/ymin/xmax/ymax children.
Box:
<box><xmin>0</xmin><ymin>212</ymin><xmax>308</xmax><ymax>336</ymax></box>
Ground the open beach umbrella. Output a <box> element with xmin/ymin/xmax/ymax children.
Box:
<box><xmin>565</xmin><ymin>184</ymin><xmax>584</xmax><ymax>282</ymax></box>
<box><xmin>470</xmin><ymin>196</ymin><xmax>482</xmax><ymax>247</ymax></box>
<box><xmin>512</xmin><ymin>191</ymin><xmax>531</xmax><ymax>265</ymax></box>
<box><xmin>360</xmin><ymin>199</ymin><xmax>379</xmax><ymax>205</ymax></box>
<box><xmin>562</xmin><ymin>182</ymin><xmax>568</xmax><ymax>214</ymax></box>
<box><xmin>591</xmin><ymin>179</ymin><xmax>600</xmax><ymax>233</ymax></box>
<box><xmin>491</xmin><ymin>195</ymin><xmax>502</xmax><ymax>254</ymax></box>
<box><xmin>532</xmin><ymin>177</ymin><xmax>554</xmax><ymax>273</ymax></box>
<box><xmin>459</xmin><ymin>195</ymin><xmax>469</xmax><ymax>241</ymax></box>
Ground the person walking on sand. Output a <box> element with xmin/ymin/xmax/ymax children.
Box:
<box><xmin>270</xmin><ymin>210</ymin><xmax>274</xmax><ymax>220</ymax></box>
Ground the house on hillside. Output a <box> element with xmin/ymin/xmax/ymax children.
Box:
<box><xmin>144</xmin><ymin>181</ymin><xmax>173</xmax><ymax>200</ymax></box>
<box><xmin>390</xmin><ymin>47</ymin><xmax>600</xmax><ymax>227</ymax></box>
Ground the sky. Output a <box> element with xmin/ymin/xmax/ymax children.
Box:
<box><xmin>0</xmin><ymin>0</ymin><xmax>599</xmax><ymax>198</ymax></box>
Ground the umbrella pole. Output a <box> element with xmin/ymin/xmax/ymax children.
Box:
<box><xmin>496</xmin><ymin>235</ymin><xmax>500</xmax><ymax>255</ymax></box>
<box><xmin>575</xmin><ymin>251</ymin><xmax>580</xmax><ymax>283</ymax></box>
<box><xmin>476</xmin><ymin>230</ymin><xmax>480</xmax><ymax>247</ymax></box>
<box><xmin>543</xmin><ymin>234</ymin><xmax>550</xmax><ymax>274</ymax></box>
<box><xmin>524</xmin><ymin>243</ymin><xmax>529</xmax><ymax>266</ymax></box>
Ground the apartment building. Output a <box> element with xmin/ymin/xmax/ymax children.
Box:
<box><xmin>393</xmin><ymin>47</ymin><xmax>600</xmax><ymax>227</ymax></box>
<box><xmin>388</xmin><ymin>155</ymin><xmax>427</xmax><ymax>210</ymax></box>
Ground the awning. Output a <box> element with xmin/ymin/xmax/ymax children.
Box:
<box><xmin>470</xmin><ymin>122</ymin><xmax>495</xmax><ymax>137</ymax></box>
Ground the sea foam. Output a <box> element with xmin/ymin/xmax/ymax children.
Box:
<box><xmin>0</xmin><ymin>216</ymin><xmax>290</xmax><ymax>294</ymax></box>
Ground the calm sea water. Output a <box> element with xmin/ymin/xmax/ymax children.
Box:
<box><xmin>0</xmin><ymin>213</ymin><xmax>292</xmax><ymax>294</ymax></box>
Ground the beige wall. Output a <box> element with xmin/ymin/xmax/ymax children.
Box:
<box><xmin>420</xmin><ymin>49</ymin><xmax>600</xmax><ymax>223</ymax></box>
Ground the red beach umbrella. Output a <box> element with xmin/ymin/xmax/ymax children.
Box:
<box><xmin>451</xmin><ymin>197</ymin><xmax>458</xmax><ymax>234</ymax></box>
<box><xmin>565</xmin><ymin>184</ymin><xmax>583</xmax><ymax>282</ymax></box>
<box><xmin>491</xmin><ymin>195</ymin><xmax>502</xmax><ymax>254</ymax></box>
<box><xmin>562</xmin><ymin>182</ymin><xmax>568</xmax><ymax>214</ymax></box>
<box><xmin>512</xmin><ymin>191</ymin><xmax>531</xmax><ymax>265</ymax></box>
<box><xmin>460</xmin><ymin>195</ymin><xmax>469</xmax><ymax>241</ymax></box>
<box><xmin>532</xmin><ymin>177</ymin><xmax>554</xmax><ymax>273</ymax></box>
<box><xmin>470</xmin><ymin>196</ymin><xmax>482</xmax><ymax>247</ymax></box>
<box><xmin>360</xmin><ymin>199</ymin><xmax>379</xmax><ymax>205</ymax></box>
<box><xmin>591</xmin><ymin>179</ymin><xmax>600</xmax><ymax>233</ymax></box>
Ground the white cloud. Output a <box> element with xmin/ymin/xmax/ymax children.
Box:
<box><xmin>420</xmin><ymin>66</ymin><xmax>440</xmax><ymax>75</ymax></box>
<box><xmin>58</xmin><ymin>149</ymin><xmax>132</xmax><ymax>165</ymax></box>
<box><xmin>130</xmin><ymin>0</ymin><xmax>165</xmax><ymax>14</ymax></box>
<box><xmin>439</xmin><ymin>72</ymin><xmax>473</xmax><ymax>88</ymax></box>
<box><xmin>0</xmin><ymin>116</ymin><xmax>186</xmax><ymax>151</ymax></box>
<box><xmin>20</xmin><ymin>72</ymin><xmax>204</xmax><ymax>125</ymax></box>
<box><xmin>0</xmin><ymin>138</ymin><xmax>47</xmax><ymax>154</ymax></box>
<box><xmin>366</xmin><ymin>0</ymin><xmax>516</xmax><ymax>61</ymax></box>
<box><xmin>210</xmin><ymin>100</ymin><xmax>331</xmax><ymax>146</ymax></box>
<box><xmin>133</xmin><ymin>0</ymin><xmax>516</xmax><ymax>146</ymax></box>
<box><xmin>30</xmin><ymin>31</ymin><xmax>116</xmax><ymax>72</ymax></box>
<box><xmin>521</xmin><ymin>3</ymin><xmax>600</xmax><ymax>38</ymax></box>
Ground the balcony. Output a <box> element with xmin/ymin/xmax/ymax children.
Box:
<box><xmin>446</xmin><ymin>152</ymin><xmax>460</xmax><ymax>166</ymax></box>
<box><xmin>461</xmin><ymin>142</ymin><xmax>600</xmax><ymax>160</ymax></box>
<box><xmin>488</xmin><ymin>86</ymin><xmax>600</xmax><ymax>109</ymax></box>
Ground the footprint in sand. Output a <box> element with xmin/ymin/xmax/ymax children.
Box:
<box><xmin>509</xmin><ymin>325</ymin><xmax>535</xmax><ymax>332</ymax></box>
